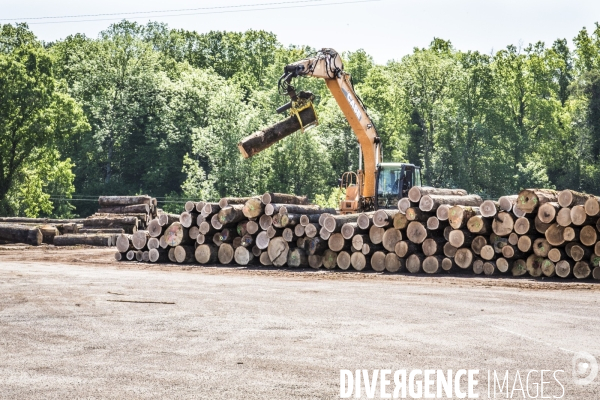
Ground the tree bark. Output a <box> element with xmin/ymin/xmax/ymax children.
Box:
<box><xmin>419</xmin><ymin>194</ymin><xmax>482</xmax><ymax>212</ymax></box>
<box><xmin>53</xmin><ymin>234</ymin><xmax>112</xmax><ymax>247</ymax></box>
<box><xmin>372</xmin><ymin>209</ymin><xmax>398</xmax><ymax>227</ymax></box>
<box><xmin>323</xmin><ymin>214</ymin><xmax>359</xmax><ymax>233</ymax></box>
<box><xmin>558</xmin><ymin>189</ymin><xmax>595</xmax><ymax>208</ymax></box>
<box><xmin>261</xmin><ymin>192</ymin><xmax>309</xmax><ymax>205</ymax></box>
<box><xmin>407</xmin><ymin>186</ymin><xmax>467</xmax><ymax>203</ymax></box>
<box><xmin>98</xmin><ymin>195</ymin><xmax>151</xmax><ymax>207</ymax></box>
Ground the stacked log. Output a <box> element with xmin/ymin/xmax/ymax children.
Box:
<box><xmin>110</xmin><ymin>188</ymin><xmax>600</xmax><ymax>281</ymax></box>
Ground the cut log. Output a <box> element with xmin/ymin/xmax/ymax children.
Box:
<box><xmin>77</xmin><ymin>228</ymin><xmax>124</xmax><ymax>234</ymax></box>
<box><xmin>369</xmin><ymin>225</ymin><xmax>385</xmax><ymax>245</ymax></box>
<box><xmin>532</xmin><ymin>238</ymin><xmax>551</xmax><ymax>257</ymax></box>
<box><xmin>234</xmin><ymin>246</ymin><xmax>254</xmax><ymax>265</ymax></box>
<box><xmin>149</xmin><ymin>248</ymin><xmax>169</xmax><ymax>263</ymax></box>
<box><xmin>382</xmin><ymin>228</ymin><xmax>402</xmax><ymax>252</ymax></box>
<box><xmin>352</xmin><ymin>234</ymin><xmax>368</xmax><ymax>251</ymax></box>
<box><xmin>282</xmin><ymin>228</ymin><xmax>295</xmax><ymax>242</ymax></box>
<box><xmin>341</xmin><ymin>222</ymin><xmax>362</xmax><ymax>239</ymax></box>
<box><xmin>515</xmin><ymin>189</ymin><xmax>558</xmax><ymax>214</ymax></box>
<box><xmin>441</xmin><ymin>257</ymin><xmax>456</xmax><ymax>272</ymax></box>
<box><xmin>443</xmin><ymin>226</ymin><xmax>453</xmax><ymax>241</ymax></box>
<box><xmin>545</xmin><ymin>224</ymin><xmax>566</xmax><ymax>246</ymax></box>
<box><xmin>540</xmin><ymin>259</ymin><xmax>556</xmax><ymax>277</ymax></box>
<box><xmin>498</xmin><ymin>195</ymin><xmax>518</xmax><ymax>212</ymax></box>
<box><xmin>319</xmin><ymin>213</ymin><xmax>333</xmax><ymax>226</ymax></box>
<box><xmin>261</xmin><ymin>192</ymin><xmax>309</xmax><ymax>205</ymax></box>
<box><xmin>116</xmin><ymin>234</ymin><xmax>132</xmax><ymax>253</ymax></box>
<box><xmin>555</xmin><ymin>260</ymin><xmax>573</xmax><ymax>278</ymax></box>
<box><xmin>188</xmin><ymin>226</ymin><xmax>200</xmax><ymax>240</ymax></box>
<box><xmin>350</xmin><ymin>252</ymin><xmax>367</xmax><ymax>271</ymax></box>
<box><xmin>397</xmin><ymin>198</ymin><xmax>413</xmax><ymax>214</ymax></box>
<box><xmin>163</xmin><ymin>222</ymin><xmax>190</xmax><ymax>247</ymax></box>
<box><xmin>194</xmin><ymin>202</ymin><xmax>205</xmax><ymax>213</ymax></box>
<box><xmin>319</xmin><ymin>226</ymin><xmax>331</xmax><ymax>240</ymax></box>
<box><xmin>246</xmin><ymin>220</ymin><xmax>259</xmax><ymax>235</ymax></box>
<box><xmin>242</xmin><ymin>198</ymin><xmax>264</xmax><ymax>219</ymax></box>
<box><xmin>294</xmin><ymin>224</ymin><xmax>305</xmax><ymax>237</ymax></box>
<box><xmin>288</xmin><ymin>248</ymin><xmax>308</xmax><ymax>267</ymax></box>
<box><xmin>307</xmin><ymin>237</ymin><xmax>328</xmax><ymax>255</ymax></box>
<box><xmin>213</xmin><ymin>229</ymin><xmax>235</xmax><ymax>247</ymax></box>
<box><xmin>526</xmin><ymin>254</ymin><xmax>544</xmax><ymax>277</ymax></box>
<box><xmin>384</xmin><ymin>253</ymin><xmax>403</xmax><ymax>273</ymax></box>
<box><xmin>278</xmin><ymin>204</ymin><xmax>328</xmax><ymax>215</ymax></box>
<box><xmin>547</xmin><ymin>248</ymin><xmax>566</xmax><ymax>263</ymax></box>
<box><xmin>147</xmin><ymin>219</ymin><xmax>164</xmax><ymax>238</ymax></box>
<box><xmin>426</xmin><ymin>216</ymin><xmax>445</xmax><ymax>231</ymax></box>
<box><xmin>423</xmin><ymin>255</ymin><xmax>443</xmax><ymax>274</ymax></box>
<box><xmin>394</xmin><ymin>240</ymin><xmax>418</xmax><ymax>258</ymax></box>
<box><xmin>406</xmin><ymin>222</ymin><xmax>428</xmax><ymax>244</ymax></box>
<box><xmin>563</xmin><ymin>226</ymin><xmax>579</xmax><ymax>242</ymax></box>
<box><xmin>443</xmin><ymin>242</ymin><xmax>458</xmax><ymax>258</ymax></box>
<box><xmin>98</xmin><ymin>195</ymin><xmax>151</xmax><ymax>207</ymax></box>
<box><xmin>147</xmin><ymin>237</ymin><xmax>160</xmax><ymax>250</ymax></box>
<box><xmin>267</xmin><ymin>237</ymin><xmax>289</xmax><ymax>266</ymax></box>
<box><xmin>466</xmin><ymin>216</ymin><xmax>491</xmax><ymax>235</ymax></box>
<box><xmin>448</xmin><ymin>206</ymin><xmax>480</xmax><ymax>229</ymax></box>
<box><xmin>491</xmin><ymin>212</ymin><xmax>514</xmax><ymax>237</ymax></box>
<box><xmin>260</xmin><ymin>252</ymin><xmax>274</xmax><ymax>266</ymax></box>
<box><xmin>259</xmin><ymin>215</ymin><xmax>273</xmax><ymax>231</ymax></box>
<box><xmin>480</xmin><ymin>245</ymin><xmax>495</xmax><ymax>261</ymax></box>
<box><xmin>406</xmin><ymin>253</ymin><xmax>425</xmax><ymax>273</ymax></box>
<box><xmin>448</xmin><ymin>230</ymin><xmax>474</xmax><ymax>248</ymax></box>
<box><xmin>534</xmin><ymin>216</ymin><xmax>552</xmax><ymax>234</ymax></box>
<box><xmin>470</xmin><ymin>235</ymin><xmax>487</xmax><ymax>255</ymax></box>
<box><xmin>328</xmin><ymin>233</ymin><xmax>346</xmax><ymax>252</ymax></box>
<box><xmin>584</xmin><ymin>197</ymin><xmax>600</xmax><ymax>216</ymax></box>
<box><xmin>196</xmin><ymin>234</ymin><xmax>205</xmax><ymax>245</ymax></box>
<box><xmin>98</xmin><ymin>204</ymin><xmax>150</xmax><ymax>214</ymax></box>
<box><xmin>511</xmin><ymin>259</ymin><xmax>527</xmax><ymax>276</ymax></box>
<box><xmin>322</xmin><ymin>249</ymin><xmax>338</xmax><ymax>270</ymax></box>
<box><xmin>483</xmin><ymin>261</ymin><xmax>497</xmax><ymax>276</ymax></box>
<box><xmin>513</xmin><ymin>217</ymin><xmax>535</xmax><ymax>235</ymax></box>
<box><xmin>436</xmin><ymin>204</ymin><xmax>450</xmax><ymax>221</ymax></box>
<box><xmin>324</xmin><ymin>214</ymin><xmax>359</xmax><ymax>233</ymax></box>
<box><xmin>556</xmin><ymin>208</ymin><xmax>572</xmax><ymax>227</ymax></box>
<box><xmin>159</xmin><ymin>235</ymin><xmax>168</xmax><ymax>249</ymax></box>
<box><xmin>508</xmin><ymin>232</ymin><xmax>519</xmax><ymax>246</ymax></box>
<box><xmin>480</xmin><ymin>200</ymin><xmax>499</xmax><ymax>218</ymax></box>
<box><xmin>337</xmin><ymin>251</ymin><xmax>352</xmax><ymax>270</ymax></box>
<box><xmin>53</xmin><ymin>234</ymin><xmax>112</xmax><ymax>247</ymax></box>
<box><xmin>300</xmin><ymin>214</ymin><xmax>320</xmax><ymax>226</ymax></box>
<box><xmin>580</xmin><ymin>225</ymin><xmax>597</xmax><ymax>247</ymax></box>
<box><xmin>573</xmin><ymin>261</ymin><xmax>591</xmax><ymax>279</ymax></box>
<box><xmin>571</xmin><ymin>205</ymin><xmax>592</xmax><ymax>226</ymax></box>
<box><xmin>132</xmin><ymin>230</ymin><xmax>149</xmax><ymax>250</ymax></box>
<box><xmin>558</xmin><ymin>189</ymin><xmax>595</xmax><ymax>208</ymax></box>
<box><xmin>501</xmin><ymin>245</ymin><xmax>521</xmax><ymax>259</ymax></box>
<box><xmin>593</xmin><ymin>267</ymin><xmax>600</xmax><ymax>280</ymax></box>
<box><xmin>405</xmin><ymin>207</ymin><xmax>430</xmax><ymax>222</ymax></box>
<box><xmin>174</xmin><ymin>245</ymin><xmax>195</xmax><ymax>263</ymax></box>
<box><xmin>393</xmin><ymin>213</ymin><xmax>409</xmax><ymax>230</ymax></box>
<box><xmin>217</xmin><ymin>205</ymin><xmax>246</xmax><ymax>225</ymax></box>
<box><xmin>496</xmin><ymin>258</ymin><xmax>510</xmax><ymax>273</ymax></box>
<box><xmin>537</xmin><ymin>202</ymin><xmax>559</xmax><ymax>224</ymax></box>
<box><xmin>472</xmin><ymin>259</ymin><xmax>484</xmax><ymax>274</ymax></box>
<box><xmin>419</xmin><ymin>194</ymin><xmax>482</xmax><ymax>212</ymax></box>
<box><xmin>218</xmin><ymin>243</ymin><xmax>235</xmax><ymax>264</ymax></box>
<box><xmin>82</xmin><ymin>216</ymin><xmax>138</xmax><ymax>228</ymax></box>
<box><xmin>570</xmin><ymin>244</ymin><xmax>591</xmax><ymax>262</ymax></box>
<box><xmin>373</xmin><ymin>209</ymin><xmax>398</xmax><ymax>227</ymax></box>
<box><xmin>141</xmin><ymin>251</ymin><xmax>150</xmax><ymax>262</ymax></box>
<box><xmin>158</xmin><ymin>213</ymin><xmax>179</xmax><ymax>226</ymax></box>
<box><xmin>126</xmin><ymin>250</ymin><xmax>136</xmax><ymax>261</ymax></box>
<box><xmin>304</xmin><ymin>223</ymin><xmax>319</xmax><ymax>238</ymax></box>
<box><xmin>407</xmin><ymin>187</ymin><xmax>468</xmax><ymax>203</ymax></box>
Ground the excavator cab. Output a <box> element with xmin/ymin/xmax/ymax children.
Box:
<box><xmin>376</xmin><ymin>163</ymin><xmax>421</xmax><ymax>208</ymax></box>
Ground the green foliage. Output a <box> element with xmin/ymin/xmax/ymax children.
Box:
<box><xmin>4</xmin><ymin>20</ymin><xmax>600</xmax><ymax>217</ymax></box>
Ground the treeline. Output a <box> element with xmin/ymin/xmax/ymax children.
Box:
<box><xmin>1</xmin><ymin>21</ymin><xmax>600</xmax><ymax>217</ymax></box>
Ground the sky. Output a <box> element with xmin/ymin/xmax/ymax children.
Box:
<box><xmin>2</xmin><ymin>0</ymin><xmax>600</xmax><ymax>63</ymax></box>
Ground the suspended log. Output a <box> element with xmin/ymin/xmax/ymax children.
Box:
<box><xmin>163</xmin><ymin>222</ymin><xmax>190</xmax><ymax>247</ymax></box>
<box><xmin>419</xmin><ymin>194</ymin><xmax>482</xmax><ymax>212</ymax></box>
<box><xmin>373</xmin><ymin>209</ymin><xmax>398</xmax><ymax>227</ymax></box>
<box><xmin>573</xmin><ymin>261</ymin><xmax>591</xmax><ymax>279</ymax></box>
<box><xmin>406</xmin><ymin>254</ymin><xmax>425</xmax><ymax>273</ymax></box>
<box><xmin>537</xmin><ymin>203</ymin><xmax>559</xmax><ymax>224</ymax></box>
<box><xmin>242</xmin><ymin>198</ymin><xmax>264</xmax><ymax>219</ymax></box>
<box><xmin>288</xmin><ymin>248</ymin><xmax>308</xmax><ymax>267</ymax></box>
<box><xmin>174</xmin><ymin>245</ymin><xmax>195</xmax><ymax>263</ymax></box>
<box><xmin>132</xmin><ymin>230</ymin><xmax>150</xmax><ymax>250</ymax></box>
<box><xmin>466</xmin><ymin>216</ymin><xmax>491</xmax><ymax>235</ymax></box>
<box><xmin>234</xmin><ymin>246</ymin><xmax>254</xmax><ymax>265</ymax></box>
<box><xmin>337</xmin><ymin>251</ymin><xmax>352</xmax><ymax>270</ymax></box>
<box><xmin>448</xmin><ymin>206</ymin><xmax>480</xmax><ymax>229</ymax></box>
<box><xmin>261</xmin><ymin>192</ymin><xmax>309</xmax><ymax>205</ymax></box>
<box><xmin>407</xmin><ymin>187</ymin><xmax>468</xmax><ymax>203</ymax></box>
<box><xmin>555</xmin><ymin>259</ymin><xmax>574</xmax><ymax>278</ymax></box>
<box><xmin>491</xmin><ymin>212</ymin><xmax>514</xmax><ymax>237</ymax></box>
<box><xmin>382</xmin><ymin>228</ymin><xmax>402</xmax><ymax>252</ymax></box>
<box><xmin>384</xmin><ymin>253</ymin><xmax>403</xmax><ymax>272</ymax></box>
<box><xmin>53</xmin><ymin>234</ymin><xmax>112</xmax><ymax>247</ymax></box>
<box><xmin>218</xmin><ymin>243</ymin><xmax>235</xmax><ymax>264</ymax></box>
<box><xmin>98</xmin><ymin>195</ymin><xmax>151</xmax><ymax>207</ymax></box>
<box><xmin>324</xmin><ymin>214</ymin><xmax>359</xmax><ymax>233</ymax></box>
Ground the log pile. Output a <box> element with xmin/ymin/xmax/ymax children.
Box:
<box><xmin>112</xmin><ymin>188</ymin><xmax>600</xmax><ymax>281</ymax></box>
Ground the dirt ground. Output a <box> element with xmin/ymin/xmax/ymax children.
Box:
<box><xmin>1</xmin><ymin>245</ymin><xmax>599</xmax><ymax>399</ymax></box>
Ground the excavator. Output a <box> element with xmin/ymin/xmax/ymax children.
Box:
<box><xmin>239</xmin><ymin>48</ymin><xmax>422</xmax><ymax>213</ymax></box>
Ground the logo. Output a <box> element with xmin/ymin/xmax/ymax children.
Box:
<box><xmin>341</xmin><ymin>87</ymin><xmax>362</xmax><ymax>121</ymax></box>
<box><xmin>572</xmin><ymin>352</ymin><xmax>598</xmax><ymax>385</ymax></box>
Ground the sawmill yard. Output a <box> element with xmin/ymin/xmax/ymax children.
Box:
<box><xmin>1</xmin><ymin>245</ymin><xmax>599</xmax><ymax>399</ymax></box>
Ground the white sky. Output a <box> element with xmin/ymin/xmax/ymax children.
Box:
<box><xmin>2</xmin><ymin>0</ymin><xmax>600</xmax><ymax>63</ymax></box>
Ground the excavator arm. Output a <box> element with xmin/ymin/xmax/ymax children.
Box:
<box><xmin>278</xmin><ymin>49</ymin><xmax>382</xmax><ymax>208</ymax></box>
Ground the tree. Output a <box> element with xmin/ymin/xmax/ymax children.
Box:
<box><xmin>0</xmin><ymin>23</ymin><xmax>88</xmax><ymax>216</ymax></box>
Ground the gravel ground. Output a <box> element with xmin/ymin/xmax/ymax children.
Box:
<box><xmin>0</xmin><ymin>246</ymin><xmax>599</xmax><ymax>399</ymax></box>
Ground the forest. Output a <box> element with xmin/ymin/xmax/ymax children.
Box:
<box><xmin>1</xmin><ymin>21</ymin><xmax>600</xmax><ymax>218</ymax></box>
